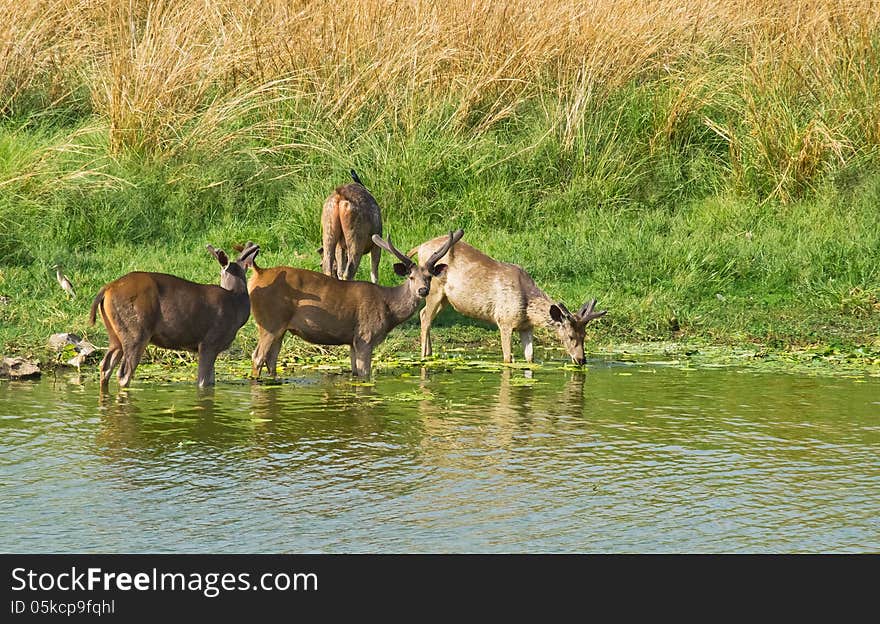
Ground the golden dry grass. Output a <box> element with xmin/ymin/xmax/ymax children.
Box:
<box><xmin>2</xmin><ymin>0</ymin><xmax>880</xmax><ymax>200</ymax></box>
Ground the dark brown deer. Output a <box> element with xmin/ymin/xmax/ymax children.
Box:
<box><xmin>88</xmin><ymin>243</ymin><xmax>259</xmax><ymax>388</ymax></box>
<box><xmin>410</xmin><ymin>237</ymin><xmax>606</xmax><ymax>364</ymax></box>
<box><xmin>319</xmin><ymin>170</ymin><xmax>383</xmax><ymax>283</ymax></box>
<box><xmin>247</xmin><ymin>230</ymin><xmax>463</xmax><ymax>378</ymax></box>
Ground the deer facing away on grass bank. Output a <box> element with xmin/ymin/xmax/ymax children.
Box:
<box><xmin>410</xmin><ymin>237</ymin><xmax>606</xmax><ymax>364</ymax></box>
<box><xmin>245</xmin><ymin>230</ymin><xmax>463</xmax><ymax>378</ymax></box>
<box><xmin>89</xmin><ymin>243</ymin><xmax>259</xmax><ymax>388</ymax></box>
<box><xmin>319</xmin><ymin>169</ymin><xmax>383</xmax><ymax>283</ymax></box>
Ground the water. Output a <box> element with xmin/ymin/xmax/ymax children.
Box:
<box><xmin>1</xmin><ymin>362</ymin><xmax>878</xmax><ymax>553</ymax></box>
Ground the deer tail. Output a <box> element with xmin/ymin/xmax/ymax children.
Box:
<box><xmin>89</xmin><ymin>286</ymin><xmax>106</xmax><ymax>326</ymax></box>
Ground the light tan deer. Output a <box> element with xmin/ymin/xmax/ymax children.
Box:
<box><xmin>411</xmin><ymin>237</ymin><xmax>606</xmax><ymax>364</ymax></box>
<box><xmin>319</xmin><ymin>170</ymin><xmax>383</xmax><ymax>283</ymax></box>
<box><xmin>89</xmin><ymin>243</ymin><xmax>259</xmax><ymax>388</ymax></box>
<box><xmin>244</xmin><ymin>230</ymin><xmax>463</xmax><ymax>378</ymax></box>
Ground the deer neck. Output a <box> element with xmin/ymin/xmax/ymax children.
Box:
<box><xmin>384</xmin><ymin>283</ymin><xmax>421</xmax><ymax>328</ymax></box>
<box><xmin>219</xmin><ymin>278</ymin><xmax>249</xmax><ymax>296</ymax></box>
<box><xmin>525</xmin><ymin>285</ymin><xmax>556</xmax><ymax>329</ymax></box>
<box><xmin>216</xmin><ymin>277</ymin><xmax>250</xmax><ymax>311</ymax></box>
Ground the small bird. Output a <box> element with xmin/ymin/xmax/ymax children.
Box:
<box><xmin>53</xmin><ymin>264</ymin><xmax>76</xmax><ymax>299</ymax></box>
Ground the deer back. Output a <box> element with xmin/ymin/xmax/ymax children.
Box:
<box><xmin>248</xmin><ymin>265</ymin><xmax>391</xmax><ymax>345</ymax></box>
<box><xmin>416</xmin><ymin>238</ymin><xmax>535</xmax><ymax>325</ymax></box>
<box><xmin>105</xmin><ymin>273</ymin><xmax>245</xmax><ymax>350</ymax></box>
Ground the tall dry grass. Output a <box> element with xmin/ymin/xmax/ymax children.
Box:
<box><xmin>4</xmin><ymin>1</ymin><xmax>880</xmax><ymax>351</ymax></box>
<box><xmin>2</xmin><ymin>0</ymin><xmax>880</xmax><ymax>199</ymax></box>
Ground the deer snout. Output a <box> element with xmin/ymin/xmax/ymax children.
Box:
<box><xmin>418</xmin><ymin>286</ymin><xmax>430</xmax><ymax>297</ymax></box>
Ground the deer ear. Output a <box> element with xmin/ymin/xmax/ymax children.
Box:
<box><xmin>393</xmin><ymin>263</ymin><xmax>409</xmax><ymax>276</ymax></box>
<box><xmin>549</xmin><ymin>304</ymin><xmax>565</xmax><ymax>323</ymax></box>
<box><xmin>206</xmin><ymin>244</ymin><xmax>229</xmax><ymax>267</ymax></box>
<box><xmin>236</xmin><ymin>244</ymin><xmax>259</xmax><ymax>268</ymax></box>
<box><xmin>431</xmin><ymin>263</ymin><xmax>447</xmax><ymax>276</ymax></box>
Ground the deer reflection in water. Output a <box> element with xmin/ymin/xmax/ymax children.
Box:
<box><xmin>414</xmin><ymin>367</ymin><xmax>590</xmax><ymax>470</ymax></box>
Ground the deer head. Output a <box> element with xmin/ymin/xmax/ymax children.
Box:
<box><xmin>549</xmin><ymin>298</ymin><xmax>607</xmax><ymax>365</ymax></box>
<box><xmin>372</xmin><ymin>229</ymin><xmax>464</xmax><ymax>298</ymax></box>
<box><xmin>207</xmin><ymin>242</ymin><xmax>259</xmax><ymax>293</ymax></box>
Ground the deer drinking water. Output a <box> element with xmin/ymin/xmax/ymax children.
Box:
<box><xmin>89</xmin><ymin>243</ymin><xmax>259</xmax><ymax>388</ymax></box>
<box><xmin>246</xmin><ymin>230</ymin><xmax>463</xmax><ymax>378</ymax></box>
<box><xmin>411</xmin><ymin>237</ymin><xmax>606</xmax><ymax>364</ymax></box>
<box><xmin>320</xmin><ymin>170</ymin><xmax>383</xmax><ymax>283</ymax></box>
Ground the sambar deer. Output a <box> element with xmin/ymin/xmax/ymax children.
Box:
<box><xmin>319</xmin><ymin>169</ymin><xmax>383</xmax><ymax>283</ymax></box>
<box><xmin>89</xmin><ymin>243</ymin><xmax>259</xmax><ymax>388</ymax></box>
<box><xmin>411</xmin><ymin>237</ymin><xmax>606</xmax><ymax>364</ymax></box>
<box><xmin>246</xmin><ymin>230</ymin><xmax>463</xmax><ymax>378</ymax></box>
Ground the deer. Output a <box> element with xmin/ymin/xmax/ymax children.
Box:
<box><xmin>410</xmin><ymin>237</ymin><xmax>607</xmax><ymax>365</ymax></box>
<box><xmin>88</xmin><ymin>243</ymin><xmax>260</xmax><ymax>389</ymax></box>
<box><xmin>244</xmin><ymin>230</ymin><xmax>463</xmax><ymax>378</ymax></box>
<box><xmin>319</xmin><ymin>169</ymin><xmax>383</xmax><ymax>283</ymax></box>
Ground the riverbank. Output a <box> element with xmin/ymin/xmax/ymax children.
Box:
<box><xmin>2</xmin><ymin>1</ymin><xmax>879</xmax><ymax>369</ymax></box>
<box><xmin>11</xmin><ymin>321</ymin><xmax>880</xmax><ymax>383</ymax></box>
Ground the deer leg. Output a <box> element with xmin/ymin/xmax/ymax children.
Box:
<box><xmin>197</xmin><ymin>344</ymin><xmax>218</xmax><ymax>388</ymax></box>
<box><xmin>351</xmin><ymin>339</ymin><xmax>373</xmax><ymax>377</ymax></box>
<box><xmin>342</xmin><ymin>226</ymin><xmax>365</xmax><ymax>280</ymax></box>
<box><xmin>252</xmin><ymin>327</ymin><xmax>283</xmax><ymax>378</ymax></box>
<box><xmin>420</xmin><ymin>292</ymin><xmax>445</xmax><ymax>358</ymax></box>
<box><xmin>520</xmin><ymin>329</ymin><xmax>534</xmax><ymax>363</ymax></box>
<box><xmin>343</xmin><ymin>251</ymin><xmax>361</xmax><ymax>281</ymax></box>
<box><xmin>98</xmin><ymin>305</ymin><xmax>123</xmax><ymax>388</ymax></box>
<box><xmin>100</xmin><ymin>348</ymin><xmax>122</xmax><ymax>388</ymax></box>
<box><xmin>266</xmin><ymin>334</ymin><xmax>284</xmax><ymax>378</ymax></box>
<box><xmin>336</xmin><ymin>246</ymin><xmax>347</xmax><ymax>279</ymax></box>
<box><xmin>118</xmin><ymin>339</ymin><xmax>148</xmax><ymax>388</ymax></box>
<box><xmin>369</xmin><ymin>245</ymin><xmax>381</xmax><ymax>284</ymax></box>
<box><xmin>321</xmin><ymin>239</ymin><xmax>336</xmax><ymax>278</ymax></box>
<box><xmin>359</xmin><ymin>347</ymin><xmax>373</xmax><ymax>378</ymax></box>
<box><xmin>500</xmin><ymin>326</ymin><xmax>514</xmax><ymax>363</ymax></box>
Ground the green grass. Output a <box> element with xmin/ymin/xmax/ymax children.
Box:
<box><xmin>2</xmin><ymin>66</ymin><xmax>880</xmax><ymax>370</ymax></box>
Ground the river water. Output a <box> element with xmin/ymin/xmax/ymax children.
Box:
<box><xmin>1</xmin><ymin>362</ymin><xmax>878</xmax><ymax>552</ymax></box>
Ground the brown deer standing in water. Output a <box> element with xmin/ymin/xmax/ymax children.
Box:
<box><xmin>89</xmin><ymin>243</ymin><xmax>259</xmax><ymax>388</ymax></box>
<box><xmin>319</xmin><ymin>170</ymin><xmax>383</xmax><ymax>283</ymax></box>
<box><xmin>410</xmin><ymin>237</ymin><xmax>606</xmax><ymax>364</ymax></box>
<box><xmin>244</xmin><ymin>230</ymin><xmax>463</xmax><ymax>378</ymax></box>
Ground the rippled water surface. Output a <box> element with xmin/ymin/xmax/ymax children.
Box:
<box><xmin>1</xmin><ymin>363</ymin><xmax>878</xmax><ymax>552</ymax></box>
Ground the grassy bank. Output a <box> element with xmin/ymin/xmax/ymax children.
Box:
<box><xmin>1</xmin><ymin>0</ymin><xmax>879</xmax><ymax>369</ymax></box>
